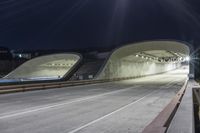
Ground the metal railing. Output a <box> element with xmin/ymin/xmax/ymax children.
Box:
<box><xmin>142</xmin><ymin>79</ymin><xmax>199</xmax><ymax>133</ymax></box>
<box><xmin>142</xmin><ymin>79</ymin><xmax>188</xmax><ymax>133</ymax></box>
<box><xmin>193</xmin><ymin>87</ymin><xmax>200</xmax><ymax>133</ymax></box>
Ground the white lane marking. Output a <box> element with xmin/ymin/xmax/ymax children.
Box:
<box><xmin>0</xmin><ymin>76</ymin><xmax>184</xmax><ymax>120</ymax></box>
<box><xmin>66</xmin><ymin>90</ymin><xmax>158</xmax><ymax>133</ymax></box>
<box><xmin>0</xmin><ymin>86</ymin><xmax>140</xmax><ymax>120</ymax></box>
<box><xmin>87</xmin><ymin>88</ymin><xmax>104</xmax><ymax>92</ymax></box>
<box><xmin>65</xmin><ymin>78</ymin><xmax>187</xmax><ymax>133</ymax></box>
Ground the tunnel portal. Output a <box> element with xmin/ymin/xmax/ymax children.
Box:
<box><xmin>4</xmin><ymin>53</ymin><xmax>81</xmax><ymax>81</ymax></box>
<box><xmin>97</xmin><ymin>41</ymin><xmax>190</xmax><ymax>79</ymax></box>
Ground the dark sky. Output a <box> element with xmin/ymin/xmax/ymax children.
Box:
<box><xmin>0</xmin><ymin>0</ymin><xmax>200</xmax><ymax>50</ymax></box>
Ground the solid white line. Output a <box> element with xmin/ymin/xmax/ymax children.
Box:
<box><xmin>0</xmin><ymin>77</ymin><xmax>184</xmax><ymax>120</ymax></box>
<box><xmin>66</xmin><ymin>78</ymin><xmax>185</xmax><ymax>133</ymax></box>
<box><xmin>66</xmin><ymin>90</ymin><xmax>157</xmax><ymax>133</ymax></box>
<box><xmin>0</xmin><ymin>86</ymin><xmax>140</xmax><ymax>120</ymax></box>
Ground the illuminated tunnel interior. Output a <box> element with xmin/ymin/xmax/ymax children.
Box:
<box><xmin>3</xmin><ymin>41</ymin><xmax>190</xmax><ymax>81</ymax></box>
<box><xmin>4</xmin><ymin>53</ymin><xmax>81</xmax><ymax>80</ymax></box>
<box><xmin>97</xmin><ymin>41</ymin><xmax>190</xmax><ymax>79</ymax></box>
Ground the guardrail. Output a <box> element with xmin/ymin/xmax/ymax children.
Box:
<box><xmin>142</xmin><ymin>79</ymin><xmax>199</xmax><ymax>133</ymax></box>
<box><xmin>0</xmin><ymin>69</ymin><xmax>175</xmax><ymax>94</ymax></box>
<box><xmin>0</xmin><ymin>76</ymin><xmax>144</xmax><ymax>94</ymax></box>
<box><xmin>193</xmin><ymin>87</ymin><xmax>200</xmax><ymax>133</ymax></box>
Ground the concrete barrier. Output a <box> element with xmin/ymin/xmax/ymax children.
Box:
<box><xmin>142</xmin><ymin>79</ymin><xmax>199</xmax><ymax>133</ymax></box>
<box><xmin>0</xmin><ymin>73</ymin><xmax>166</xmax><ymax>94</ymax></box>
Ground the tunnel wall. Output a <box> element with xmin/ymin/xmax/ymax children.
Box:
<box><xmin>98</xmin><ymin>59</ymin><xmax>180</xmax><ymax>79</ymax></box>
<box><xmin>4</xmin><ymin>53</ymin><xmax>81</xmax><ymax>80</ymax></box>
<box><xmin>97</xmin><ymin>41</ymin><xmax>189</xmax><ymax>79</ymax></box>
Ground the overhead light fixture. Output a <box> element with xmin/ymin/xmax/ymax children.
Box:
<box><xmin>185</xmin><ymin>56</ymin><xmax>190</xmax><ymax>62</ymax></box>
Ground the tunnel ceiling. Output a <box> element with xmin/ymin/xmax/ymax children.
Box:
<box><xmin>113</xmin><ymin>41</ymin><xmax>190</xmax><ymax>63</ymax></box>
<box><xmin>97</xmin><ymin>40</ymin><xmax>190</xmax><ymax>79</ymax></box>
<box><xmin>143</xmin><ymin>50</ymin><xmax>175</xmax><ymax>57</ymax></box>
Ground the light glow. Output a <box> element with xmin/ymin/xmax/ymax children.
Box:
<box><xmin>185</xmin><ymin>56</ymin><xmax>190</xmax><ymax>61</ymax></box>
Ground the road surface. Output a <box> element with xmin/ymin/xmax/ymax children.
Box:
<box><xmin>0</xmin><ymin>68</ymin><xmax>188</xmax><ymax>133</ymax></box>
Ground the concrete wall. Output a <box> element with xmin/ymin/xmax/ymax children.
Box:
<box><xmin>4</xmin><ymin>53</ymin><xmax>81</xmax><ymax>80</ymax></box>
<box><xmin>98</xmin><ymin>59</ymin><xmax>180</xmax><ymax>79</ymax></box>
<box><xmin>97</xmin><ymin>41</ymin><xmax>189</xmax><ymax>79</ymax></box>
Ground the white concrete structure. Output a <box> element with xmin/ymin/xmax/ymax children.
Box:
<box><xmin>4</xmin><ymin>53</ymin><xmax>81</xmax><ymax>80</ymax></box>
<box><xmin>97</xmin><ymin>41</ymin><xmax>190</xmax><ymax>79</ymax></box>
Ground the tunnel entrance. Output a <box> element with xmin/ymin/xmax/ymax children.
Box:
<box><xmin>4</xmin><ymin>53</ymin><xmax>81</xmax><ymax>81</ymax></box>
<box><xmin>97</xmin><ymin>41</ymin><xmax>190</xmax><ymax>79</ymax></box>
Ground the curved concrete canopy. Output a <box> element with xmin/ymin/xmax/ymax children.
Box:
<box><xmin>97</xmin><ymin>41</ymin><xmax>190</xmax><ymax>79</ymax></box>
<box><xmin>111</xmin><ymin>41</ymin><xmax>189</xmax><ymax>60</ymax></box>
<box><xmin>4</xmin><ymin>53</ymin><xmax>81</xmax><ymax>80</ymax></box>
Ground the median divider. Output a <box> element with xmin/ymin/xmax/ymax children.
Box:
<box><xmin>0</xmin><ymin>76</ymin><xmax>144</xmax><ymax>94</ymax></box>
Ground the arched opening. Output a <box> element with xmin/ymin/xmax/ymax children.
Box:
<box><xmin>4</xmin><ymin>53</ymin><xmax>81</xmax><ymax>81</ymax></box>
<box><xmin>97</xmin><ymin>41</ymin><xmax>190</xmax><ymax>79</ymax></box>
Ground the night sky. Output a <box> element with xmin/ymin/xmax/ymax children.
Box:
<box><xmin>1</xmin><ymin>0</ymin><xmax>200</xmax><ymax>50</ymax></box>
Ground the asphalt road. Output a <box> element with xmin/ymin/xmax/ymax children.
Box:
<box><xmin>0</xmin><ymin>68</ymin><xmax>188</xmax><ymax>133</ymax></box>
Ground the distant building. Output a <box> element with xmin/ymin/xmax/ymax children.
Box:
<box><xmin>0</xmin><ymin>47</ymin><xmax>12</xmax><ymax>60</ymax></box>
<box><xmin>12</xmin><ymin>52</ymin><xmax>32</xmax><ymax>59</ymax></box>
<box><xmin>11</xmin><ymin>47</ymin><xmax>111</xmax><ymax>60</ymax></box>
